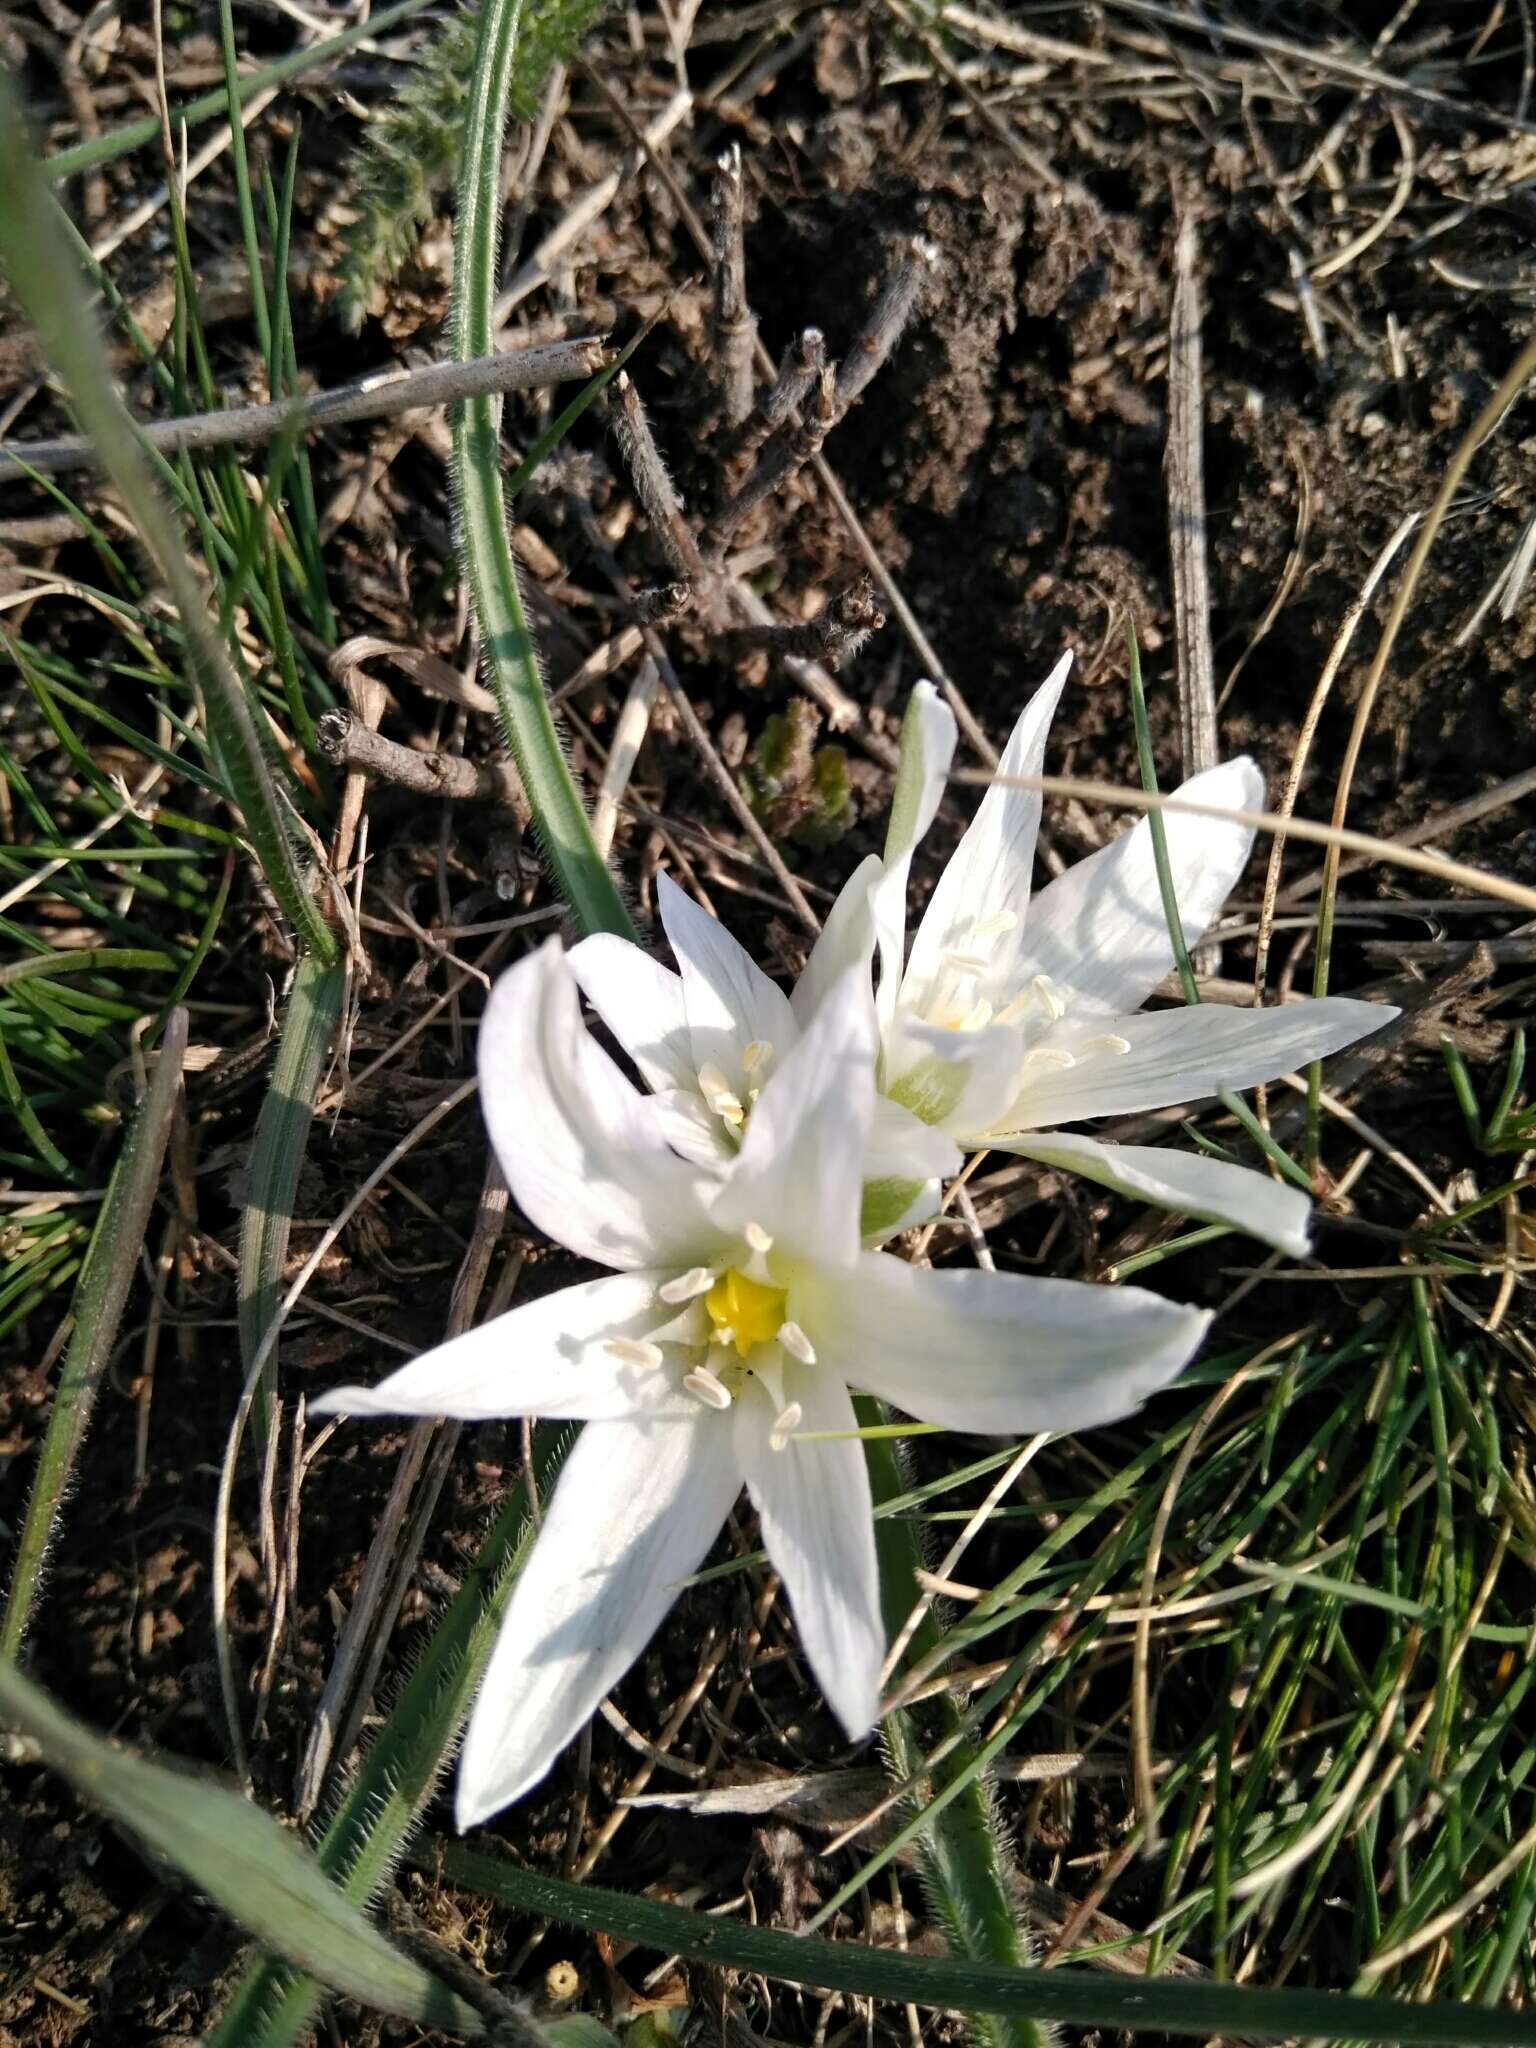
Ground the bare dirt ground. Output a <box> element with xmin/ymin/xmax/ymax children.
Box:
<box><xmin>4</xmin><ymin>2</ymin><xmax>1536</xmax><ymax>2041</ymax></box>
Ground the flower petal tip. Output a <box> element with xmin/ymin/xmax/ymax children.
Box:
<box><xmin>307</xmin><ymin>1388</ymin><xmax>356</xmax><ymax>1419</ymax></box>
<box><xmin>834</xmin><ymin>1687</ymin><xmax>882</xmax><ymax>1745</ymax></box>
<box><xmin>453</xmin><ymin>1782</ymin><xmax>496</xmax><ymax>1833</ymax></box>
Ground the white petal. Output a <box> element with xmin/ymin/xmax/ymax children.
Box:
<box><xmin>802</xmin><ymin>1251</ymin><xmax>1212</xmax><ymax>1434</ymax></box>
<box><xmin>1005</xmin><ymin>1129</ymin><xmax>1313</xmax><ymax>1257</ymax></box>
<box><xmin>735</xmin><ymin>1369</ymin><xmax>883</xmax><ymax>1740</ymax></box>
<box><xmin>658</xmin><ymin>872</ymin><xmax>796</xmax><ymax>1079</ymax></box>
<box><xmin>479</xmin><ymin>940</ymin><xmax>713</xmax><ymax>1270</ymax></box>
<box><xmin>883</xmin><ymin>1013</ymin><xmax>1027</xmax><ymax>1143</ymax></box>
<box><xmin>456</xmin><ymin>1388</ymin><xmax>741</xmax><ymax>1825</ymax></box>
<box><xmin>901</xmin><ymin>653</ymin><xmax>1071</xmax><ymax>1020</ymax></box>
<box><xmin>875</xmin><ymin>682</ymin><xmax>960</xmax><ymax>1032</ymax></box>
<box><xmin>568</xmin><ymin>933</ymin><xmax>694</xmax><ymax>1095</ymax></box>
<box><xmin>708</xmin><ymin>966</ymin><xmax>877</xmax><ymax>1269</ymax></box>
<box><xmin>1001</xmin><ymin>996</ymin><xmax>1398</xmax><ymax>1130</ymax></box>
<box><xmin>309</xmin><ymin>1272</ymin><xmax>691</xmax><ymax>1422</ymax></box>
<box><xmin>792</xmin><ymin>854</ymin><xmax>880</xmax><ymax>1032</ymax></box>
<box><xmin>864</xmin><ymin>1091</ymin><xmax>964</xmax><ymax>1184</ymax></box>
<box><xmin>1013</xmin><ymin>756</ymin><xmax>1262</xmax><ymax>1018</ymax></box>
<box><xmin>643</xmin><ymin>1087</ymin><xmax>736</xmax><ymax>1170</ymax></box>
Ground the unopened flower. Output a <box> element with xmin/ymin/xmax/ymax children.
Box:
<box><xmin>872</xmin><ymin>654</ymin><xmax>1398</xmax><ymax>1255</ymax></box>
<box><xmin>315</xmin><ymin>938</ymin><xmax>1212</xmax><ymax>1825</ymax></box>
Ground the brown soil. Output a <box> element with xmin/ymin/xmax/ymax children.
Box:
<box><xmin>4</xmin><ymin>2</ymin><xmax>1536</xmax><ymax>2041</ymax></box>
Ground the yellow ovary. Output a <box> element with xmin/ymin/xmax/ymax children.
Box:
<box><xmin>705</xmin><ymin>1268</ymin><xmax>787</xmax><ymax>1357</ymax></box>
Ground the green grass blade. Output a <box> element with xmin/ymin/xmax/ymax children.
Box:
<box><xmin>1</xmin><ymin>1008</ymin><xmax>189</xmax><ymax>1656</ymax></box>
<box><xmin>207</xmin><ymin>1426</ymin><xmax>571</xmax><ymax>2047</ymax></box>
<box><xmin>431</xmin><ymin>1849</ymin><xmax>1536</xmax><ymax>2047</ymax></box>
<box><xmin>503</xmin><ymin>313</ymin><xmax>657</xmax><ymax>500</ymax></box>
<box><xmin>238</xmin><ymin>955</ymin><xmax>345</xmax><ymax>1439</ymax></box>
<box><xmin>43</xmin><ymin>0</ymin><xmax>436</xmax><ymax>180</ymax></box>
<box><xmin>0</xmin><ymin>1659</ymin><xmax>480</xmax><ymax>2036</ymax></box>
<box><xmin>0</xmin><ymin>78</ymin><xmax>340</xmax><ymax>967</ymax></box>
<box><xmin>216</xmin><ymin>0</ymin><xmax>273</xmax><ymax>365</ymax></box>
<box><xmin>862</xmin><ymin>1407</ymin><xmax>1055</xmax><ymax>2048</ymax></box>
<box><xmin>450</xmin><ymin>0</ymin><xmax>634</xmax><ymax>941</ymax></box>
<box><xmin>0</xmin><ymin>948</ymin><xmax>177</xmax><ymax>991</ymax></box>
<box><xmin>0</xmin><ymin>1029</ymin><xmax>84</xmax><ymax>1182</ymax></box>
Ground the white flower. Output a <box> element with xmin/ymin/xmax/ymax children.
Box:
<box><xmin>569</xmin><ymin>882</ymin><xmax>960</xmax><ymax>1236</ymax></box>
<box><xmin>872</xmin><ymin>653</ymin><xmax>1399</xmax><ymax>1257</ymax></box>
<box><xmin>314</xmin><ymin>937</ymin><xmax>1213</xmax><ymax>1826</ymax></box>
<box><xmin>570</xmin><ymin>685</ymin><xmax>967</xmax><ymax>1237</ymax></box>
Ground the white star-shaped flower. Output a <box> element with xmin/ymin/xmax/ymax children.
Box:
<box><xmin>873</xmin><ymin>656</ymin><xmax>1399</xmax><ymax>1255</ymax></box>
<box><xmin>316</xmin><ymin>938</ymin><xmax>1212</xmax><ymax>1825</ymax></box>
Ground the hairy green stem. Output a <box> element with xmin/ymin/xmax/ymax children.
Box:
<box><xmin>450</xmin><ymin>0</ymin><xmax>634</xmax><ymax>941</ymax></box>
<box><xmin>431</xmin><ymin>1845</ymin><xmax>1536</xmax><ymax>2046</ymax></box>
<box><xmin>1</xmin><ymin>1009</ymin><xmax>189</xmax><ymax>1656</ymax></box>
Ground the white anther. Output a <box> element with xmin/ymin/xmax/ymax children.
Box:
<box><xmin>698</xmin><ymin>1061</ymin><xmax>745</xmax><ymax>1122</ymax></box>
<box><xmin>741</xmin><ymin>1039</ymin><xmax>772</xmax><ymax>1075</ymax></box>
<box><xmin>970</xmin><ymin>910</ymin><xmax>1019</xmax><ymax>940</ymax></box>
<box><xmin>942</xmin><ymin>949</ymin><xmax>991</xmax><ymax>975</ymax></box>
<box><xmin>769</xmin><ymin>1401</ymin><xmax>804</xmax><ymax>1451</ymax></box>
<box><xmin>604</xmin><ymin>1337</ymin><xmax>664</xmax><ymax>1368</ymax></box>
<box><xmin>1031</xmin><ymin>974</ymin><xmax>1066</xmax><ymax>1021</ymax></box>
<box><xmin>744</xmin><ymin>1220</ymin><xmax>774</xmax><ymax>1254</ymax></box>
<box><xmin>1022</xmin><ymin>1045</ymin><xmax>1076</xmax><ymax>1070</ymax></box>
<box><xmin>1080</xmin><ymin>1032</ymin><xmax>1132</xmax><ymax>1056</ymax></box>
<box><xmin>959</xmin><ymin>997</ymin><xmax>994</xmax><ymax>1031</ymax></box>
<box><xmin>778</xmin><ymin>1319</ymin><xmax>816</xmax><ymax>1366</ymax></box>
<box><xmin>659</xmin><ymin>1266</ymin><xmax>716</xmax><ymax>1304</ymax></box>
<box><xmin>683</xmin><ymin>1368</ymin><xmax>733</xmax><ymax>1411</ymax></box>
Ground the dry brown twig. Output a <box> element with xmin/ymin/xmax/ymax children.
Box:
<box><xmin>1164</xmin><ymin>202</ymin><xmax>1216</xmax><ymax>790</ymax></box>
<box><xmin>710</xmin><ymin>142</ymin><xmax>755</xmax><ymax>429</ymax></box>
<box><xmin>317</xmin><ymin>710</ymin><xmax>530</xmax><ymax>817</ymax></box>
<box><xmin>0</xmin><ymin>339</ymin><xmax>606</xmax><ymax>480</ymax></box>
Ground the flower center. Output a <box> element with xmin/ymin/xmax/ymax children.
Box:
<box><xmin>697</xmin><ymin>1041</ymin><xmax>774</xmax><ymax>1141</ymax></box>
<box><xmin>657</xmin><ymin>1251</ymin><xmax>814</xmax><ymax>1448</ymax></box>
<box><xmin>705</xmin><ymin>1267</ymin><xmax>787</xmax><ymax>1357</ymax></box>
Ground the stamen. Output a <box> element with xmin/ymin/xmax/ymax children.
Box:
<box><xmin>769</xmin><ymin>1401</ymin><xmax>804</xmax><ymax>1451</ymax></box>
<box><xmin>683</xmin><ymin>1367</ymin><xmax>733</xmax><ymax>1411</ymax></box>
<box><xmin>942</xmin><ymin>949</ymin><xmax>991</xmax><ymax>974</ymax></box>
<box><xmin>744</xmin><ymin>1220</ymin><xmax>774</xmax><ymax>1253</ymax></box>
<box><xmin>659</xmin><ymin>1266</ymin><xmax>716</xmax><ymax>1304</ymax></box>
<box><xmin>1031</xmin><ymin>974</ymin><xmax>1066</xmax><ymax>1021</ymax></box>
<box><xmin>778</xmin><ymin>1320</ymin><xmax>816</xmax><ymax>1366</ymax></box>
<box><xmin>991</xmin><ymin>991</ymin><xmax>1035</xmax><ymax>1028</ymax></box>
<box><xmin>741</xmin><ymin>1039</ymin><xmax>773</xmax><ymax>1075</ymax></box>
<box><xmin>1080</xmin><ymin>1032</ymin><xmax>1132</xmax><ymax>1056</ymax></box>
<box><xmin>1022</xmin><ymin>1045</ymin><xmax>1076</xmax><ymax>1070</ymax></box>
<box><xmin>970</xmin><ymin>910</ymin><xmax>1018</xmax><ymax>940</ymax></box>
<box><xmin>698</xmin><ymin>1061</ymin><xmax>745</xmax><ymax>1124</ymax></box>
<box><xmin>604</xmin><ymin>1337</ymin><xmax>664</xmax><ymax>1369</ymax></box>
<box><xmin>958</xmin><ymin>997</ymin><xmax>994</xmax><ymax>1031</ymax></box>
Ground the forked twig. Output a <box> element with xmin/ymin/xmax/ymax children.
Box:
<box><xmin>317</xmin><ymin>708</ymin><xmax>529</xmax><ymax>816</ymax></box>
